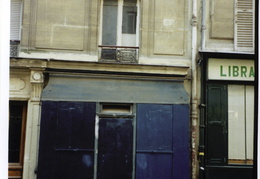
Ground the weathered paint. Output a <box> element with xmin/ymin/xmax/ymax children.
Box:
<box><xmin>41</xmin><ymin>74</ymin><xmax>189</xmax><ymax>104</ymax></box>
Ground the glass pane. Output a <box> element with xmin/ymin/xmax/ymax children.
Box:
<box><xmin>102</xmin><ymin>0</ymin><xmax>118</xmax><ymax>45</ymax></box>
<box><xmin>122</xmin><ymin>6</ymin><xmax>137</xmax><ymax>34</ymax></box>
<box><xmin>245</xmin><ymin>85</ymin><xmax>254</xmax><ymax>164</ymax></box>
<box><xmin>228</xmin><ymin>85</ymin><xmax>246</xmax><ymax>163</ymax></box>
<box><xmin>228</xmin><ymin>85</ymin><xmax>254</xmax><ymax>165</ymax></box>
<box><xmin>9</xmin><ymin>104</ymin><xmax>23</xmax><ymax>163</ymax></box>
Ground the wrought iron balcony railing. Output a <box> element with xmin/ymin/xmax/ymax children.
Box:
<box><xmin>10</xmin><ymin>40</ymin><xmax>20</xmax><ymax>57</ymax></box>
<box><xmin>98</xmin><ymin>45</ymin><xmax>139</xmax><ymax>63</ymax></box>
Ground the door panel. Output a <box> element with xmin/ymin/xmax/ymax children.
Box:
<box><xmin>207</xmin><ymin>84</ymin><xmax>228</xmax><ymax>165</ymax></box>
<box><xmin>136</xmin><ymin>104</ymin><xmax>190</xmax><ymax>179</ymax></box>
<box><xmin>136</xmin><ymin>153</ymin><xmax>173</xmax><ymax>179</ymax></box>
<box><xmin>97</xmin><ymin>118</ymin><xmax>133</xmax><ymax>179</ymax></box>
<box><xmin>136</xmin><ymin>104</ymin><xmax>174</xmax><ymax>179</ymax></box>
<box><xmin>55</xmin><ymin>152</ymin><xmax>94</xmax><ymax>179</ymax></box>
<box><xmin>37</xmin><ymin>101</ymin><xmax>96</xmax><ymax>179</ymax></box>
<box><xmin>55</xmin><ymin>102</ymin><xmax>95</xmax><ymax>150</ymax></box>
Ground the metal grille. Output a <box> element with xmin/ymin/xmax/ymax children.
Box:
<box><xmin>99</xmin><ymin>46</ymin><xmax>139</xmax><ymax>63</ymax></box>
<box><xmin>10</xmin><ymin>41</ymin><xmax>20</xmax><ymax>57</ymax></box>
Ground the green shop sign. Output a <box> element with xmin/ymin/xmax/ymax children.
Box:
<box><xmin>208</xmin><ymin>58</ymin><xmax>255</xmax><ymax>81</ymax></box>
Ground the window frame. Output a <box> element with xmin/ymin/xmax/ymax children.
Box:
<box><xmin>8</xmin><ymin>101</ymin><xmax>27</xmax><ymax>178</ymax></box>
<box><xmin>99</xmin><ymin>0</ymin><xmax>139</xmax><ymax>47</ymax></box>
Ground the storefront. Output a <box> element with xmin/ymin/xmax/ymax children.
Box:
<box><xmin>37</xmin><ymin>70</ymin><xmax>191</xmax><ymax>179</ymax></box>
<box><xmin>9</xmin><ymin>59</ymin><xmax>45</xmax><ymax>179</ymax></box>
<box><xmin>200</xmin><ymin>53</ymin><xmax>255</xmax><ymax>179</ymax></box>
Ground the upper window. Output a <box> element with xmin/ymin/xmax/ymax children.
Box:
<box><xmin>10</xmin><ymin>0</ymin><xmax>22</xmax><ymax>41</ymax></box>
<box><xmin>10</xmin><ymin>0</ymin><xmax>22</xmax><ymax>57</ymax></box>
<box><xmin>101</xmin><ymin>0</ymin><xmax>137</xmax><ymax>46</ymax></box>
<box><xmin>99</xmin><ymin>0</ymin><xmax>139</xmax><ymax>63</ymax></box>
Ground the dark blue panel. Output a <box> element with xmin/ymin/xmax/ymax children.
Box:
<box><xmin>136</xmin><ymin>104</ymin><xmax>174</xmax><ymax>179</ymax></box>
<box><xmin>55</xmin><ymin>152</ymin><xmax>94</xmax><ymax>179</ymax></box>
<box><xmin>55</xmin><ymin>102</ymin><xmax>96</xmax><ymax>149</ymax></box>
<box><xmin>37</xmin><ymin>101</ymin><xmax>59</xmax><ymax>179</ymax></box>
<box><xmin>136</xmin><ymin>104</ymin><xmax>173</xmax><ymax>151</ymax></box>
<box><xmin>173</xmin><ymin>104</ymin><xmax>190</xmax><ymax>179</ymax></box>
<box><xmin>97</xmin><ymin>118</ymin><xmax>133</xmax><ymax>179</ymax></box>
<box><xmin>37</xmin><ymin>101</ymin><xmax>96</xmax><ymax>179</ymax></box>
<box><xmin>136</xmin><ymin>153</ymin><xmax>173</xmax><ymax>179</ymax></box>
<box><xmin>136</xmin><ymin>104</ymin><xmax>190</xmax><ymax>179</ymax></box>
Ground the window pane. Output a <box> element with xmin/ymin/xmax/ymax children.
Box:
<box><xmin>228</xmin><ymin>85</ymin><xmax>246</xmax><ymax>163</ymax></box>
<box><xmin>102</xmin><ymin>0</ymin><xmax>118</xmax><ymax>45</ymax></box>
<box><xmin>245</xmin><ymin>85</ymin><xmax>254</xmax><ymax>163</ymax></box>
<box><xmin>122</xmin><ymin>6</ymin><xmax>137</xmax><ymax>34</ymax></box>
<box><xmin>9</xmin><ymin>104</ymin><xmax>23</xmax><ymax>163</ymax></box>
<box><xmin>228</xmin><ymin>85</ymin><xmax>254</xmax><ymax>165</ymax></box>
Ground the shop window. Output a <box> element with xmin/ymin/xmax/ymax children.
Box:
<box><xmin>38</xmin><ymin>102</ymin><xmax>190</xmax><ymax>179</ymax></box>
<box><xmin>9</xmin><ymin>101</ymin><xmax>27</xmax><ymax>179</ymax></box>
<box><xmin>99</xmin><ymin>0</ymin><xmax>139</xmax><ymax>63</ymax></box>
<box><xmin>206</xmin><ymin>84</ymin><xmax>254</xmax><ymax>165</ymax></box>
<box><xmin>228</xmin><ymin>85</ymin><xmax>254</xmax><ymax>165</ymax></box>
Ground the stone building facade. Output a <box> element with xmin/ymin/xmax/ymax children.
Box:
<box><xmin>9</xmin><ymin>0</ymin><xmax>256</xmax><ymax>179</ymax></box>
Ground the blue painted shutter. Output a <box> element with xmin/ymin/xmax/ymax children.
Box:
<box><xmin>136</xmin><ymin>104</ymin><xmax>190</xmax><ymax>179</ymax></box>
<box><xmin>37</xmin><ymin>101</ymin><xmax>96</xmax><ymax>179</ymax></box>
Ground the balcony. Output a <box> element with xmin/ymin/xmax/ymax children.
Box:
<box><xmin>10</xmin><ymin>40</ymin><xmax>20</xmax><ymax>57</ymax></box>
<box><xmin>98</xmin><ymin>45</ymin><xmax>139</xmax><ymax>63</ymax></box>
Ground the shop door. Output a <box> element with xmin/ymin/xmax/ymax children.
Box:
<box><xmin>97</xmin><ymin>118</ymin><xmax>133</xmax><ymax>179</ymax></box>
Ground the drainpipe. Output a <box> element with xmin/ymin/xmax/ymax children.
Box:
<box><xmin>191</xmin><ymin>0</ymin><xmax>198</xmax><ymax>179</ymax></box>
<box><xmin>198</xmin><ymin>1</ymin><xmax>206</xmax><ymax>179</ymax></box>
<box><xmin>201</xmin><ymin>0</ymin><xmax>206</xmax><ymax>51</ymax></box>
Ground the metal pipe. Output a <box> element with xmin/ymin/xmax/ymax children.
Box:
<box><xmin>191</xmin><ymin>0</ymin><xmax>198</xmax><ymax>178</ymax></box>
<box><xmin>201</xmin><ymin>0</ymin><xmax>206</xmax><ymax>50</ymax></box>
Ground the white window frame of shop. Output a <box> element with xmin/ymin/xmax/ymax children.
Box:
<box><xmin>234</xmin><ymin>0</ymin><xmax>254</xmax><ymax>52</ymax></box>
<box><xmin>228</xmin><ymin>85</ymin><xmax>254</xmax><ymax>165</ymax></box>
<box><xmin>10</xmin><ymin>0</ymin><xmax>22</xmax><ymax>40</ymax></box>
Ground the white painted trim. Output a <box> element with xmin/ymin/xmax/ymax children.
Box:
<box><xmin>136</xmin><ymin>0</ymin><xmax>140</xmax><ymax>47</ymax></box>
<box><xmin>117</xmin><ymin>0</ymin><xmax>123</xmax><ymax>45</ymax></box>
<box><xmin>98</xmin><ymin>0</ymin><xmax>104</xmax><ymax>45</ymax></box>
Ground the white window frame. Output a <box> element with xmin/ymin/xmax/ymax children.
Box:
<box><xmin>99</xmin><ymin>0</ymin><xmax>140</xmax><ymax>47</ymax></box>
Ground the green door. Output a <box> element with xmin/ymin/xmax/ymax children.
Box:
<box><xmin>206</xmin><ymin>84</ymin><xmax>228</xmax><ymax>165</ymax></box>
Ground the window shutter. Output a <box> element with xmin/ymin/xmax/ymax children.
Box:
<box><xmin>206</xmin><ymin>84</ymin><xmax>228</xmax><ymax>165</ymax></box>
<box><xmin>234</xmin><ymin>0</ymin><xmax>254</xmax><ymax>52</ymax></box>
<box><xmin>10</xmin><ymin>0</ymin><xmax>22</xmax><ymax>40</ymax></box>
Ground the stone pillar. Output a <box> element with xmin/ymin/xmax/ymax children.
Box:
<box><xmin>23</xmin><ymin>69</ymin><xmax>44</xmax><ymax>179</ymax></box>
